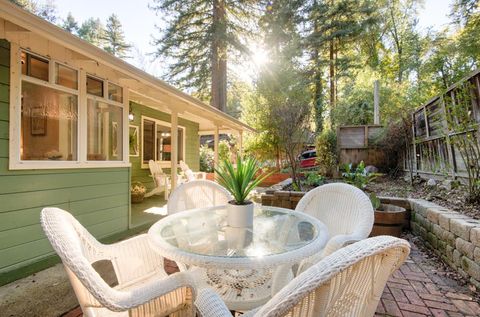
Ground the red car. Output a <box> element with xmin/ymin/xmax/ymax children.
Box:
<box><xmin>299</xmin><ymin>150</ymin><xmax>318</xmax><ymax>168</ymax></box>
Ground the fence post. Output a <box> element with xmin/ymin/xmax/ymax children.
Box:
<box><xmin>440</xmin><ymin>94</ymin><xmax>457</xmax><ymax>179</ymax></box>
<box><xmin>364</xmin><ymin>125</ymin><xmax>369</xmax><ymax>147</ymax></box>
<box><xmin>411</xmin><ymin>112</ymin><xmax>417</xmax><ymax>174</ymax></box>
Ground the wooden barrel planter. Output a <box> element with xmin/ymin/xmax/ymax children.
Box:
<box><xmin>370</xmin><ymin>204</ymin><xmax>406</xmax><ymax>237</ymax></box>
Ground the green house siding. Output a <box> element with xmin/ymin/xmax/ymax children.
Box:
<box><xmin>129</xmin><ymin>101</ymin><xmax>200</xmax><ymax>190</ymax></box>
<box><xmin>0</xmin><ymin>40</ymin><xmax>130</xmax><ymax>285</ymax></box>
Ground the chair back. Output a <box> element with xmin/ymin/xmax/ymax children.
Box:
<box><xmin>41</xmin><ymin>208</ymin><xmax>120</xmax><ymax>315</ymax></box>
<box><xmin>295</xmin><ymin>183</ymin><xmax>374</xmax><ymax>238</ymax></box>
<box><xmin>149</xmin><ymin>160</ymin><xmax>164</xmax><ymax>176</ymax></box>
<box><xmin>167</xmin><ymin>180</ymin><xmax>232</xmax><ymax>214</ymax></box>
<box><xmin>255</xmin><ymin>236</ymin><xmax>410</xmax><ymax>317</ymax></box>
<box><xmin>179</xmin><ymin>160</ymin><xmax>189</xmax><ymax>172</ymax></box>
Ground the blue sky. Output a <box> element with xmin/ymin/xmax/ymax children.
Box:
<box><xmin>54</xmin><ymin>0</ymin><xmax>453</xmax><ymax>75</ymax></box>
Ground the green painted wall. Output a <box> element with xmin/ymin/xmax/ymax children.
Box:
<box><xmin>0</xmin><ymin>40</ymin><xmax>130</xmax><ymax>285</ymax></box>
<box><xmin>129</xmin><ymin>101</ymin><xmax>200</xmax><ymax>190</ymax></box>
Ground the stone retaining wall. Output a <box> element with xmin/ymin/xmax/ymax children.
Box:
<box><xmin>409</xmin><ymin>199</ymin><xmax>480</xmax><ymax>287</ymax></box>
<box><xmin>261</xmin><ymin>190</ymin><xmax>305</xmax><ymax>209</ymax></box>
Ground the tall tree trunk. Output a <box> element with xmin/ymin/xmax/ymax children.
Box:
<box><xmin>313</xmin><ymin>46</ymin><xmax>323</xmax><ymax>132</ymax></box>
<box><xmin>329</xmin><ymin>38</ymin><xmax>335</xmax><ymax>125</ymax></box>
<box><xmin>211</xmin><ymin>0</ymin><xmax>227</xmax><ymax>112</ymax></box>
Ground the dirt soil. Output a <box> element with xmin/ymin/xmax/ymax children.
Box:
<box><xmin>368</xmin><ymin>176</ymin><xmax>480</xmax><ymax>220</ymax></box>
<box><xmin>283</xmin><ymin>175</ymin><xmax>479</xmax><ymax>220</ymax></box>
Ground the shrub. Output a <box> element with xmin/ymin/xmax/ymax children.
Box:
<box><xmin>342</xmin><ymin>161</ymin><xmax>381</xmax><ymax>209</ymax></box>
<box><xmin>370</xmin><ymin>120</ymin><xmax>411</xmax><ymax>174</ymax></box>
<box><xmin>315</xmin><ymin>129</ymin><xmax>337</xmax><ymax>176</ymax></box>
<box><xmin>302</xmin><ymin>171</ymin><xmax>325</xmax><ymax>187</ymax></box>
<box><xmin>342</xmin><ymin>161</ymin><xmax>378</xmax><ymax>189</ymax></box>
<box><xmin>218</xmin><ymin>140</ymin><xmax>231</xmax><ymax>163</ymax></box>
<box><xmin>199</xmin><ymin>145</ymin><xmax>214</xmax><ymax>172</ymax></box>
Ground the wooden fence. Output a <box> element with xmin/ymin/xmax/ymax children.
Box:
<box><xmin>401</xmin><ymin>69</ymin><xmax>480</xmax><ymax>180</ymax></box>
<box><xmin>337</xmin><ymin>125</ymin><xmax>388</xmax><ymax>168</ymax></box>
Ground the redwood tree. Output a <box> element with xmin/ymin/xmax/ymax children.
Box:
<box><xmin>150</xmin><ymin>0</ymin><xmax>258</xmax><ymax>111</ymax></box>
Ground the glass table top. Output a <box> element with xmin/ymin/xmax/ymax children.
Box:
<box><xmin>148</xmin><ymin>205</ymin><xmax>328</xmax><ymax>265</ymax></box>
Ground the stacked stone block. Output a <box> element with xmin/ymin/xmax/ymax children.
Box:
<box><xmin>410</xmin><ymin>199</ymin><xmax>480</xmax><ymax>287</ymax></box>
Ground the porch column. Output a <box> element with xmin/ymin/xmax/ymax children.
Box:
<box><xmin>171</xmin><ymin>111</ymin><xmax>178</xmax><ymax>190</ymax></box>
<box><xmin>214</xmin><ymin>125</ymin><xmax>219</xmax><ymax>169</ymax></box>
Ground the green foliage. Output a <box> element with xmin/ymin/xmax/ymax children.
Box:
<box><xmin>315</xmin><ymin>129</ymin><xmax>337</xmax><ymax>176</ymax></box>
<box><xmin>10</xmin><ymin>0</ymin><xmax>58</xmax><ymax>23</ymax></box>
<box><xmin>218</xmin><ymin>140</ymin><xmax>231</xmax><ymax>163</ymax></box>
<box><xmin>342</xmin><ymin>161</ymin><xmax>378</xmax><ymax>190</ymax></box>
<box><xmin>342</xmin><ymin>161</ymin><xmax>381</xmax><ymax>207</ymax></box>
<box><xmin>62</xmin><ymin>12</ymin><xmax>78</xmax><ymax>34</ymax></box>
<box><xmin>102</xmin><ymin>14</ymin><xmax>131</xmax><ymax>58</ymax></box>
<box><xmin>150</xmin><ymin>0</ymin><xmax>258</xmax><ymax>101</ymax></box>
<box><xmin>215</xmin><ymin>155</ymin><xmax>271</xmax><ymax>205</ymax></box>
<box><xmin>369</xmin><ymin>192</ymin><xmax>381</xmax><ymax>209</ymax></box>
<box><xmin>78</xmin><ymin>18</ymin><xmax>105</xmax><ymax>47</ymax></box>
<box><xmin>302</xmin><ymin>171</ymin><xmax>325</xmax><ymax>187</ymax></box>
<box><xmin>199</xmin><ymin>145</ymin><xmax>214</xmax><ymax>173</ymax></box>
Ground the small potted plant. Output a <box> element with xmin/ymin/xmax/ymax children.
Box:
<box><xmin>130</xmin><ymin>181</ymin><xmax>146</xmax><ymax>204</ymax></box>
<box><xmin>215</xmin><ymin>155</ymin><xmax>271</xmax><ymax>227</ymax></box>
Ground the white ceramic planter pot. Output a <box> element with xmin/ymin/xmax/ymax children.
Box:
<box><xmin>227</xmin><ymin>201</ymin><xmax>254</xmax><ymax>228</ymax></box>
<box><xmin>225</xmin><ymin>227</ymin><xmax>253</xmax><ymax>249</ymax></box>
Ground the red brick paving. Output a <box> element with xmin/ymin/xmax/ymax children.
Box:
<box><xmin>64</xmin><ymin>238</ymin><xmax>479</xmax><ymax>317</ymax></box>
<box><xmin>375</xmin><ymin>239</ymin><xmax>479</xmax><ymax>317</ymax></box>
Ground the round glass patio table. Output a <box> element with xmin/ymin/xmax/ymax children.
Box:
<box><xmin>148</xmin><ymin>205</ymin><xmax>329</xmax><ymax>311</ymax></box>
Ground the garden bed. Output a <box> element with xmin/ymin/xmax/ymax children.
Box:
<box><xmin>280</xmin><ymin>174</ymin><xmax>480</xmax><ymax>220</ymax></box>
<box><xmin>368</xmin><ymin>177</ymin><xmax>480</xmax><ymax>220</ymax></box>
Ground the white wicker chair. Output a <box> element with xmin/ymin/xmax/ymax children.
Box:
<box><xmin>295</xmin><ymin>183</ymin><xmax>374</xmax><ymax>267</ymax></box>
<box><xmin>40</xmin><ymin>207</ymin><xmax>197</xmax><ymax>317</ymax></box>
<box><xmin>195</xmin><ymin>236</ymin><xmax>410</xmax><ymax>317</ymax></box>
<box><xmin>167</xmin><ymin>180</ymin><xmax>232</xmax><ymax>214</ymax></box>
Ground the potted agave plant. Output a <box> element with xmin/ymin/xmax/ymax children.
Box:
<box><xmin>215</xmin><ymin>155</ymin><xmax>271</xmax><ymax>227</ymax></box>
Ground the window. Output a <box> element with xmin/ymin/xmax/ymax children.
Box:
<box><xmin>142</xmin><ymin>117</ymin><xmax>185</xmax><ymax>166</ymax></box>
<box><xmin>108</xmin><ymin>83</ymin><xmax>123</xmax><ymax>103</ymax></box>
<box><xmin>11</xmin><ymin>48</ymin><xmax>128</xmax><ymax>169</ymax></box>
<box><xmin>87</xmin><ymin>100</ymin><xmax>123</xmax><ymax>161</ymax></box>
<box><xmin>56</xmin><ymin>64</ymin><xmax>78</xmax><ymax>89</ymax></box>
<box><xmin>21</xmin><ymin>51</ymin><xmax>49</xmax><ymax>81</ymax></box>
<box><xmin>87</xmin><ymin>76</ymin><xmax>103</xmax><ymax>97</ymax></box>
<box><xmin>21</xmin><ymin>81</ymin><xmax>78</xmax><ymax>161</ymax></box>
<box><xmin>86</xmin><ymin>77</ymin><xmax>125</xmax><ymax>162</ymax></box>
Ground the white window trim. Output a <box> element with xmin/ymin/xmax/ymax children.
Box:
<box><xmin>140</xmin><ymin>115</ymin><xmax>186</xmax><ymax>169</ymax></box>
<box><xmin>9</xmin><ymin>44</ymin><xmax>130</xmax><ymax>170</ymax></box>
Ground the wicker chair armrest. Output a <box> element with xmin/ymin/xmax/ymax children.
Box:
<box><xmin>271</xmin><ymin>264</ymin><xmax>294</xmax><ymax>296</ymax></box>
<box><xmin>297</xmin><ymin>234</ymin><xmax>363</xmax><ymax>274</ymax></box>
<box><xmin>103</xmin><ymin>272</ymin><xmax>197</xmax><ymax>312</ymax></box>
<box><xmin>195</xmin><ymin>288</ymin><xmax>232</xmax><ymax>317</ymax></box>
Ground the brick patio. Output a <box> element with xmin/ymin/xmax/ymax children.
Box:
<box><xmin>63</xmin><ymin>236</ymin><xmax>480</xmax><ymax>317</ymax></box>
<box><xmin>375</xmin><ymin>236</ymin><xmax>479</xmax><ymax>317</ymax></box>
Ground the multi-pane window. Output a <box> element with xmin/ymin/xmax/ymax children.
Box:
<box><xmin>15</xmin><ymin>50</ymin><xmax>126</xmax><ymax>168</ymax></box>
<box><xmin>87</xmin><ymin>100</ymin><xmax>123</xmax><ymax>161</ymax></box>
<box><xmin>86</xmin><ymin>76</ymin><xmax>124</xmax><ymax>162</ymax></box>
<box><xmin>142</xmin><ymin>117</ymin><xmax>185</xmax><ymax>165</ymax></box>
<box><xmin>20</xmin><ymin>52</ymin><xmax>78</xmax><ymax>161</ymax></box>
